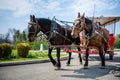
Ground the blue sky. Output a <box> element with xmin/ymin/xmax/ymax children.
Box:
<box><xmin>0</xmin><ymin>0</ymin><xmax>120</xmax><ymax>35</ymax></box>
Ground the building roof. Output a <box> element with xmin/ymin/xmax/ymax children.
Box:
<box><xmin>89</xmin><ymin>16</ymin><xmax>120</xmax><ymax>26</ymax></box>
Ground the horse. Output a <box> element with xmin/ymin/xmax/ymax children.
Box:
<box><xmin>28</xmin><ymin>15</ymin><xmax>82</xmax><ymax>70</ymax></box>
<box><xmin>71</xmin><ymin>13</ymin><xmax>109</xmax><ymax>69</ymax></box>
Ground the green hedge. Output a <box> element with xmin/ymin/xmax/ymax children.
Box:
<box><xmin>0</xmin><ymin>44</ymin><xmax>4</xmax><ymax>58</ymax></box>
<box><xmin>29</xmin><ymin>42</ymin><xmax>48</xmax><ymax>50</ymax></box>
<box><xmin>10</xmin><ymin>50</ymin><xmax>19</xmax><ymax>58</ymax></box>
<box><xmin>27</xmin><ymin>52</ymin><xmax>38</xmax><ymax>58</ymax></box>
<box><xmin>16</xmin><ymin>43</ymin><xmax>30</xmax><ymax>58</ymax></box>
<box><xmin>0</xmin><ymin>43</ymin><xmax>12</xmax><ymax>58</ymax></box>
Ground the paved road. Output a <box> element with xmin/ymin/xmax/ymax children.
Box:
<box><xmin>0</xmin><ymin>52</ymin><xmax>120</xmax><ymax>80</ymax></box>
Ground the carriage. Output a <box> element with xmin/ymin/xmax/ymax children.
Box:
<box><xmin>28</xmin><ymin>15</ymin><xmax>120</xmax><ymax>69</ymax></box>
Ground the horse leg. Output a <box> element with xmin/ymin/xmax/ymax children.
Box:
<box><xmin>84</xmin><ymin>48</ymin><xmax>89</xmax><ymax>69</ymax></box>
<box><xmin>48</xmin><ymin>48</ymin><xmax>56</xmax><ymax>66</ymax></box>
<box><xmin>55</xmin><ymin>48</ymin><xmax>61</xmax><ymax>70</ymax></box>
<box><xmin>66</xmin><ymin>52</ymin><xmax>71</xmax><ymax>66</ymax></box>
<box><xmin>104</xmin><ymin>42</ymin><xmax>113</xmax><ymax>60</ymax></box>
<box><xmin>99</xmin><ymin>47</ymin><xmax>106</xmax><ymax>69</ymax></box>
<box><xmin>77</xmin><ymin>47</ymin><xmax>82</xmax><ymax>64</ymax></box>
<box><xmin>104</xmin><ymin>42</ymin><xmax>108</xmax><ymax>53</ymax></box>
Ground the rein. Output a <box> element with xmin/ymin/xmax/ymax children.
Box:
<box><xmin>28</xmin><ymin>22</ymin><xmax>40</xmax><ymax>35</ymax></box>
<box><xmin>47</xmin><ymin>21</ymin><xmax>73</xmax><ymax>43</ymax></box>
<box><xmin>53</xmin><ymin>17</ymin><xmax>73</xmax><ymax>29</ymax></box>
<box><xmin>28</xmin><ymin>18</ymin><xmax>78</xmax><ymax>48</ymax></box>
<box><xmin>84</xmin><ymin>21</ymin><xmax>107</xmax><ymax>42</ymax></box>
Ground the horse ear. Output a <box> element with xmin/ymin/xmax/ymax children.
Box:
<box><xmin>30</xmin><ymin>15</ymin><xmax>33</xmax><ymax>21</ymax></box>
<box><xmin>33</xmin><ymin>15</ymin><xmax>36</xmax><ymax>22</ymax></box>
<box><xmin>78</xmin><ymin>12</ymin><xmax>80</xmax><ymax>18</ymax></box>
<box><xmin>81</xmin><ymin>13</ymin><xmax>85</xmax><ymax>19</ymax></box>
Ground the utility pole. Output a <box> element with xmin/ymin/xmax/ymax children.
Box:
<box><xmin>92</xmin><ymin>4</ymin><xmax>96</xmax><ymax>21</ymax></box>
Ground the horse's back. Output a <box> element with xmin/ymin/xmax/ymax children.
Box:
<box><xmin>102</xmin><ymin>28</ymin><xmax>109</xmax><ymax>42</ymax></box>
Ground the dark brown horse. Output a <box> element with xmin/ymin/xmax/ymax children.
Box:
<box><xmin>71</xmin><ymin>13</ymin><xmax>109</xmax><ymax>69</ymax></box>
<box><xmin>28</xmin><ymin>15</ymin><xmax>82</xmax><ymax>69</ymax></box>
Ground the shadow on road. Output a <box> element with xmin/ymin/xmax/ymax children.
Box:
<box><xmin>61</xmin><ymin>65</ymin><xmax>116</xmax><ymax>79</ymax></box>
<box><xmin>61</xmin><ymin>54</ymin><xmax>120</xmax><ymax>79</ymax></box>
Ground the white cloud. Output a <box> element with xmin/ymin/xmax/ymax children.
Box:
<box><xmin>68</xmin><ymin>0</ymin><xmax>119</xmax><ymax>16</ymax></box>
<box><xmin>45</xmin><ymin>1</ymin><xmax>60</xmax><ymax>10</ymax></box>
<box><xmin>0</xmin><ymin>0</ymin><xmax>33</xmax><ymax>16</ymax></box>
<box><xmin>0</xmin><ymin>0</ymin><xmax>119</xmax><ymax>17</ymax></box>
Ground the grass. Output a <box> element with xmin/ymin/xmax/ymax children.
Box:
<box><xmin>114</xmin><ymin>48</ymin><xmax>120</xmax><ymax>50</ymax></box>
<box><xmin>0</xmin><ymin>50</ymin><xmax>67</xmax><ymax>63</ymax></box>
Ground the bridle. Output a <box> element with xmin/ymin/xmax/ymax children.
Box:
<box><xmin>28</xmin><ymin>21</ymin><xmax>41</xmax><ymax>37</ymax></box>
<box><xmin>73</xmin><ymin>19</ymin><xmax>85</xmax><ymax>31</ymax></box>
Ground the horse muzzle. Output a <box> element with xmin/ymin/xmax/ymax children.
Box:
<box><xmin>28</xmin><ymin>35</ymin><xmax>35</xmax><ymax>42</ymax></box>
<box><xmin>71</xmin><ymin>32</ymin><xmax>78</xmax><ymax>38</ymax></box>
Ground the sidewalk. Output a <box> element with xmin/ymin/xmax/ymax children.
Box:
<box><xmin>0</xmin><ymin>57</ymin><xmax>67</xmax><ymax>67</ymax></box>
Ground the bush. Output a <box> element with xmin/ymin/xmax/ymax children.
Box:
<box><xmin>39</xmin><ymin>51</ymin><xmax>48</xmax><ymax>57</ymax></box>
<box><xmin>0</xmin><ymin>44</ymin><xmax>4</xmax><ymax>58</ymax></box>
<box><xmin>29</xmin><ymin>42</ymin><xmax>40</xmax><ymax>50</ymax></box>
<box><xmin>29</xmin><ymin>41</ymin><xmax>48</xmax><ymax>50</ymax></box>
<box><xmin>114</xmin><ymin>41</ymin><xmax>120</xmax><ymax>48</ymax></box>
<box><xmin>27</xmin><ymin>52</ymin><xmax>37</xmax><ymax>58</ymax></box>
<box><xmin>10</xmin><ymin>50</ymin><xmax>19</xmax><ymax>58</ymax></box>
<box><xmin>114</xmin><ymin>34</ymin><xmax>120</xmax><ymax>49</ymax></box>
<box><xmin>16</xmin><ymin>43</ymin><xmax>30</xmax><ymax>58</ymax></box>
<box><xmin>1</xmin><ymin>43</ymin><xmax>12</xmax><ymax>58</ymax></box>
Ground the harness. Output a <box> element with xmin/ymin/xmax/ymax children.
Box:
<box><xmin>84</xmin><ymin>22</ymin><xmax>107</xmax><ymax>42</ymax></box>
<box><xmin>47</xmin><ymin>20</ymin><xmax>73</xmax><ymax>43</ymax></box>
<box><xmin>28</xmin><ymin>22</ymin><xmax>41</xmax><ymax>38</ymax></box>
<box><xmin>28</xmin><ymin>17</ymin><xmax>78</xmax><ymax>48</ymax></box>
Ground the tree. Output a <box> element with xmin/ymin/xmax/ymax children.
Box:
<box><xmin>0</xmin><ymin>33</ymin><xmax>11</xmax><ymax>44</ymax></box>
<box><xmin>22</xmin><ymin>31</ymin><xmax>27</xmax><ymax>42</ymax></box>
<box><xmin>114</xmin><ymin>34</ymin><xmax>120</xmax><ymax>48</ymax></box>
<box><xmin>8</xmin><ymin>28</ymin><xmax>22</xmax><ymax>43</ymax></box>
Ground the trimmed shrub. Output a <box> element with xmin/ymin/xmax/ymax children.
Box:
<box><xmin>27</xmin><ymin>52</ymin><xmax>37</xmax><ymax>58</ymax></box>
<box><xmin>0</xmin><ymin>44</ymin><xmax>4</xmax><ymax>58</ymax></box>
<box><xmin>1</xmin><ymin>43</ymin><xmax>12</xmax><ymax>58</ymax></box>
<box><xmin>16</xmin><ymin>43</ymin><xmax>30</xmax><ymax>58</ymax></box>
<box><xmin>10</xmin><ymin>50</ymin><xmax>19</xmax><ymax>58</ymax></box>
<box><xmin>39</xmin><ymin>51</ymin><xmax>48</xmax><ymax>57</ymax></box>
<box><xmin>29</xmin><ymin>41</ymin><xmax>48</xmax><ymax>50</ymax></box>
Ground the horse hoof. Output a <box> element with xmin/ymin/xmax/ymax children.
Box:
<box><xmin>66</xmin><ymin>64</ymin><xmax>70</xmax><ymax>66</ymax></box>
<box><xmin>101</xmin><ymin>66</ymin><xmax>106</xmax><ymax>69</ymax></box>
<box><xmin>84</xmin><ymin>66</ymin><xmax>88</xmax><ymax>69</ymax></box>
<box><xmin>80</xmin><ymin>62</ymin><xmax>82</xmax><ymax>65</ymax></box>
<box><xmin>54</xmin><ymin>67</ymin><xmax>61</xmax><ymax>70</ymax></box>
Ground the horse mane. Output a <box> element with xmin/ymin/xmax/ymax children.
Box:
<box><xmin>83</xmin><ymin>18</ymin><xmax>93</xmax><ymax>36</ymax></box>
<box><xmin>36</xmin><ymin>18</ymin><xmax>71</xmax><ymax>32</ymax></box>
<box><xmin>36</xmin><ymin>18</ymin><xmax>52</xmax><ymax>26</ymax></box>
<box><xmin>85</xmin><ymin>18</ymin><xmax>92</xmax><ymax>25</ymax></box>
<box><xmin>37</xmin><ymin>18</ymin><xmax>65</xmax><ymax>28</ymax></box>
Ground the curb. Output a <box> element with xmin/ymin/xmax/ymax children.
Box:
<box><xmin>0</xmin><ymin>57</ymin><xmax>68</xmax><ymax>67</ymax></box>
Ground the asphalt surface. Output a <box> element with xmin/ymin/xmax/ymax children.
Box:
<box><xmin>0</xmin><ymin>52</ymin><xmax>120</xmax><ymax>80</ymax></box>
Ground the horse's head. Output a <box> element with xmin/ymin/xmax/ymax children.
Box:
<box><xmin>71</xmin><ymin>13</ymin><xmax>86</xmax><ymax>38</ymax></box>
<box><xmin>28</xmin><ymin>15</ymin><xmax>40</xmax><ymax>42</ymax></box>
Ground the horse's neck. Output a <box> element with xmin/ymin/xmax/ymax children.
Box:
<box><xmin>41</xmin><ymin>26</ymin><xmax>51</xmax><ymax>35</ymax></box>
<box><xmin>84</xmin><ymin>24</ymin><xmax>92</xmax><ymax>36</ymax></box>
<box><xmin>65</xmin><ymin>28</ymin><xmax>79</xmax><ymax>42</ymax></box>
